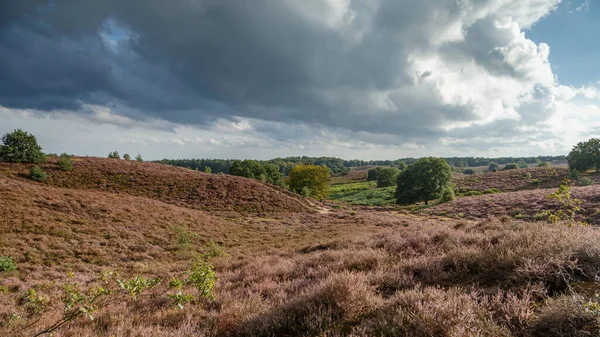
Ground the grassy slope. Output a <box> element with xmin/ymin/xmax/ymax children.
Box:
<box><xmin>2</xmin><ymin>162</ymin><xmax>600</xmax><ymax>336</ymax></box>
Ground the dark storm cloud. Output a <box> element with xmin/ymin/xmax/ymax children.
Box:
<box><xmin>0</xmin><ymin>0</ymin><xmax>556</xmax><ymax>139</ymax></box>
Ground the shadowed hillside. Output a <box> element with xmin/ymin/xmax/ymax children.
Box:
<box><xmin>0</xmin><ymin>157</ymin><xmax>314</xmax><ymax>213</ymax></box>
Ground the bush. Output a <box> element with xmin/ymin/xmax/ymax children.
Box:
<box><xmin>135</xmin><ymin>154</ymin><xmax>143</xmax><ymax>162</ymax></box>
<box><xmin>301</xmin><ymin>186</ymin><xmax>311</xmax><ymax>198</ymax></box>
<box><xmin>439</xmin><ymin>186</ymin><xmax>455</xmax><ymax>203</ymax></box>
<box><xmin>123</xmin><ymin>153</ymin><xmax>131</xmax><ymax>161</ymax></box>
<box><xmin>396</xmin><ymin>157</ymin><xmax>453</xmax><ymax>205</ymax></box>
<box><xmin>398</xmin><ymin>161</ymin><xmax>407</xmax><ymax>171</ymax></box>
<box><xmin>579</xmin><ymin>177</ymin><xmax>593</xmax><ymax>186</ymax></box>
<box><xmin>503</xmin><ymin>163</ymin><xmax>519</xmax><ymax>170</ymax></box>
<box><xmin>488</xmin><ymin>162</ymin><xmax>499</xmax><ymax>172</ymax></box>
<box><xmin>367</xmin><ymin>168</ymin><xmax>381</xmax><ymax>181</ymax></box>
<box><xmin>538</xmin><ymin>162</ymin><xmax>550</xmax><ymax>167</ymax></box>
<box><xmin>30</xmin><ymin>166</ymin><xmax>47</xmax><ymax>181</ymax></box>
<box><xmin>0</xmin><ymin>256</ymin><xmax>16</xmax><ymax>272</ymax></box>
<box><xmin>108</xmin><ymin>151</ymin><xmax>120</xmax><ymax>159</ymax></box>
<box><xmin>463</xmin><ymin>168</ymin><xmax>477</xmax><ymax>175</ymax></box>
<box><xmin>0</xmin><ymin>129</ymin><xmax>44</xmax><ymax>163</ymax></box>
<box><xmin>517</xmin><ymin>160</ymin><xmax>528</xmax><ymax>169</ymax></box>
<box><xmin>58</xmin><ymin>153</ymin><xmax>73</xmax><ymax>171</ymax></box>
<box><xmin>570</xmin><ymin>168</ymin><xmax>579</xmax><ymax>180</ymax></box>
<box><xmin>376</xmin><ymin>167</ymin><xmax>400</xmax><ymax>188</ymax></box>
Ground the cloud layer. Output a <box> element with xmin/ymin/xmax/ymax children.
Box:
<box><xmin>0</xmin><ymin>0</ymin><xmax>599</xmax><ymax>159</ymax></box>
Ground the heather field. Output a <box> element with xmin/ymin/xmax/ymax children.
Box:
<box><xmin>2</xmin><ymin>158</ymin><xmax>600</xmax><ymax>336</ymax></box>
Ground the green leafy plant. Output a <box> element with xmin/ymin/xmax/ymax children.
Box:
<box><xmin>187</xmin><ymin>257</ymin><xmax>217</xmax><ymax>301</ymax></box>
<box><xmin>30</xmin><ymin>166</ymin><xmax>47</xmax><ymax>182</ymax></box>
<box><xmin>135</xmin><ymin>154</ymin><xmax>143</xmax><ymax>162</ymax></box>
<box><xmin>544</xmin><ymin>179</ymin><xmax>585</xmax><ymax>226</ymax></box>
<box><xmin>0</xmin><ymin>256</ymin><xmax>16</xmax><ymax>272</ymax></box>
<box><xmin>579</xmin><ymin>177</ymin><xmax>594</xmax><ymax>186</ymax></box>
<box><xmin>123</xmin><ymin>153</ymin><xmax>131</xmax><ymax>161</ymax></box>
<box><xmin>107</xmin><ymin>151</ymin><xmax>120</xmax><ymax>159</ymax></box>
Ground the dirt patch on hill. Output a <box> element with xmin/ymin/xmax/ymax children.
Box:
<box><xmin>0</xmin><ymin>157</ymin><xmax>314</xmax><ymax>213</ymax></box>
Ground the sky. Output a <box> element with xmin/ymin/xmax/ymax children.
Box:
<box><xmin>0</xmin><ymin>0</ymin><xmax>599</xmax><ymax>161</ymax></box>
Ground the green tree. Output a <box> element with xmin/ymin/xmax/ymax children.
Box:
<box><xmin>0</xmin><ymin>129</ymin><xmax>44</xmax><ymax>163</ymax></box>
<box><xmin>503</xmin><ymin>163</ymin><xmax>519</xmax><ymax>170</ymax></box>
<box><xmin>398</xmin><ymin>161</ymin><xmax>407</xmax><ymax>171</ymax></box>
<box><xmin>517</xmin><ymin>160</ymin><xmax>528</xmax><ymax>169</ymax></box>
<box><xmin>568</xmin><ymin>138</ymin><xmax>600</xmax><ymax>172</ymax></box>
<box><xmin>396</xmin><ymin>157</ymin><xmax>453</xmax><ymax>205</ymax></box>
<box><xmin>204</xmin><ymin>166</ymin><xmax>212</xmax><ymax>174</ymax></box>
<box><xmin>135</xmin><ymin>154</ymin><xmax>143</xmax><ymax>162</ymax></box>
<box><xmin>58</xmin><ymin>153</ymin><xmax>73</xmax><ymax>171</ymax></box>
<box><xmin>286</xmin><ymin>164</ymin><xmax>330</xmax><ymax>200</ymax></box>
<box><xmin>123</xmin><ymin>153</ymin><xmax>131</xmax><ymax>161</ymax></box>
<box><xmin>108</xmin><ymin>151</ymin><xmax>120</xmax><ymax>159</ymax></box>
<box><xmin>376</xmin><ymin>167</ymin><xmax>400</xmax><ymax>188</ymax></box>
<box><xmin>488</xmin><ymin>162</ymin><xmax>499</xmax><ymax>172</ymax></box>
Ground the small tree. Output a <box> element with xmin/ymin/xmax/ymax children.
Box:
<box><xmin>204</xmin><ymin>166</ymin><xmax>212</xmax><ymax>174</ymax></box>
<box><xmin>398</xmin><ymin>161</ymin><xmax>407</xmax><ymax>171</ymax></box>
<box><xmin>463</xmin><ymin>168</ymin><xmax>476</xmax><ymax>175</ymax></box>
<box><xmin>439</xmin><ymin>185</ymin><xmax>455</xmax><ymax>203</ymax></box>
<box><xmin>0</xmin><ymin>129</ymin><xmax>44</xmax><ymax>163</ymax></box>
<box><xmin>30</xmin><ymin>166</ymin><xmax>47</xmax><ymax>182</ymax></box>
<box><xmin>537</xmin><ymin>162</ymin><xmax>550</xmax><ymax>167</ymax></box>
<box><xmin>123</xmin><ymin>153</ymin><xmax>131</xmax><ymax>161</ymax></box>
<box><xmin>135</xmin><ymin>154</ymin><xmax>143</xmax><ymax>162</ymax></box>
<box><xmin>488</xmin><ymin>162</ymin><xmax>499</xmax><ymax>172</ymax></box>
<box><xmin>286</xmin><ymin>164</ymin><xmax>330</xmax><ymax>200</ymax></box>
<box><xmin>517</xmin><ymin>160</ymin><xmax>528</xmax><ymax>169</ymax></box>
<box><xmin>58</xmin><ymin>153</ymin><xmax>73</xmax><ymax>171</ymax></box>
<box><xmin>396</xmin><ymin>157</ymin><xmax>453</xmax><ymax>205</ymax></box>
<box><xmin>568</xmin><ymin>138</ymin><xmax>600</xmax><ymax>172</ymax></box>
<box><xmin>376</xmin><ymin>167</ymin><xmax>400</xmax><ymax>188</ymax></box>
<box><xmin>108</xmin><ymin>151</ymin><xmax>120</xmax><ymax>159</ymax></box>
<box><xmin>503</xmin><ymin>163</ymin><xmax>519</xmax><ymax>170</ymax></box>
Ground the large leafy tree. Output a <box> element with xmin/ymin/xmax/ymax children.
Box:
<box><xmin>569</xmin><ymin>138</ymin><xmax>600</xmax><ymax>172</ymax></box>
<box><xmin>376</xmin><ymin>167</ymin><xmax>400</xmax><ymax>188</ymax></box>
<box><xmin>229</xmin><ymin>160</ymin><xmax>284</xmax><ymax>187</ymax></box>
<box><xmin>0</xmin><ymin>129</ymin><xmax>44</xmax><ymax>163</ymax></box>
<box><xmin>286</xmin><ymin>164</ymin><xmax>330</xmax><ymax>200</ymax></box>
<box><xmin>396</xmin><ymin>157</ymin><xmax>453</xmax><ymax>205</ymax></box>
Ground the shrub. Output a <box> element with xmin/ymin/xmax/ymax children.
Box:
<box><xmin>396</xmin><ymin>157</ymin><xmax>453</xmax><ymax>205</ymax></box>
<box><xmin>579</xmin><ymin>177</ymin><xmax>593</xmax><ymax>186</ymax></box>
<box><xmin>376</xmin><ymin>167</ymin><xmax>400</xmax><ymax>188</ymax></box>
<box><xmin>135</xmin><ymin>154</ymin><xmax>143</xmax><ymax>162</ymax></box>
<box><xmin>287</xmin><ymin>164</ymin><xmax>330</xmax><ymax>200</ymax></box>
<box><xmin>204</xmin><ymin>166</ymin><xmax>212</xmax><ymax>174</ymax></box>
<box><xmin>503</xmin><ymin>163</ymin><xmax>519</xmax><ymax>170</ymax></box>
<box><xmin>0</xmin><ymin>256</ymin><xmax>16</xmax><ymax>272</ymax></box>
<box><xmin>531</xmin><ymin>179</ymin><xmax>540</xmax><ymax>186</ymax></box>
<box><xmin>463</xmin><ymin>168</ymin><xmax>477</xmax><ymax>175</ymax></box>
<box><xmin>123</xmin><ymin>153</ymin><xmax>131</xmax><ymax>161</ymax></box>
<box><xmin>538</xmin><ymin>162</ymin><xmax>550</xmax><ymax>167</ymax></box>
<box><xmin>30</xmin><ymin>166</ymin><xmax>47</xmax><ymax>181</ymax></box>
<box><xmin>301</xmin><ymin>186</ymin><xmax>311</xmax><ymax>198</ymax></box>
<box><xmin>58</xmin><ymin>153</ymin><xmax>73</xmax><ymax>171</ymax></box>
<box><xmin>398</xmin><ymin>161</ymin><xmax>407</xmax><ymax>171</ymax></box>
<box><xmin>488</xmin><ymin>162</ymin><xmax>499</xmax><ymax>172</ymax></box>
<box><xmin>439</xmin><ymin>186</ymin><xmax>455</xmax><ymax>203</ymax></box>
<box><xmin>108</xmin><ymin>151</ymin><xmax>120</xmax><ymax>159</ymax></box>
<box><xmin>517</xmin><ymin>160</ymin><xmax>528</xmax><ymax>169</ymax></box>
<box><xmin>570</xmin><ymin>168</ymin><xmax>579</xmax><ymax>180</ymax></box>
<box><xmin>0</xmin><ymin>129</ymin><xmax>44</xmax><ymax>163</ymax></box>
